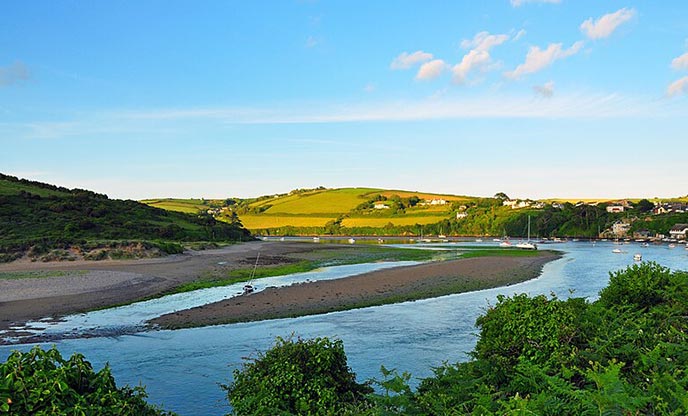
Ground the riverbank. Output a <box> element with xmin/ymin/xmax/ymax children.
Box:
<box><xmin>150</xmin><ymin>250</ymin><xmax>561</xmax><ymax>329</ymax></box>
<box><xmin>0</xmin><ymin>241</ymin><xmax>362</xmax><ymax>334</ymax></box>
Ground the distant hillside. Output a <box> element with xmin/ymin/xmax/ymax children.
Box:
<box><xmin>0</xmin><ymin>173</ymin><xmax>251</xmax><ymax>262</ymax></box>
<box><xmin>142</xmin><ymin>187</ymin><xmax>477</xmax><ymax>233</ymax></box>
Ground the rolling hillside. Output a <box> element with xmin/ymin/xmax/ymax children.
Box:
<box><xmin>0</xmin><ymin>173</ymin><xmax>251</xmax><ymax>261</ymax></box>
<box><xmin>141</xmin><ymin>187</ymin><xmax>475</xmax><ymax>233</ymax></box>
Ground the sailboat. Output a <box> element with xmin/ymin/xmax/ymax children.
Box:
<box><xmin>516</xmin><ymin>216</ymin><xmax>538</xmax><ymax>250</ymax></box>
<box><xmin>242</xmin><ymin>252</ymin><xmax>260</xmax><ymax>295</ymax></box>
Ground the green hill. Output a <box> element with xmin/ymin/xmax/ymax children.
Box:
<box><xmin>0</xmin><ymin>173</ymin><xmax>251</xmax><ymax>262</ymax></box>
<box><xmin>232</xmin><ymin>187</ymin><xmax>475</xmax><ymax>233</ymax></box>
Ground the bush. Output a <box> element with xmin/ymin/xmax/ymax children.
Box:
<box><xmin>598</xmin><ymin>261</ymin><xmax>672</xmax><ymax>309</ymax></box>
<box><xmin>0</xmin><ymin>346</ymin><xmax>173</xmax><ymax>415</ymax></box>
<box><xmin>224</xmin><ymin>336</ymin><xmax>372</xmax><ymax>415</ymax></box>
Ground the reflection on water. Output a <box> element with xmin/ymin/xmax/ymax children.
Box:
<box><xmin>1</xmin><ymin>242</ymin><xmax>687</xmax><ymax>415</ymax></box>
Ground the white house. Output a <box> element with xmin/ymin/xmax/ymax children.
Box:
<box><xmin>456</xmin><ymin>212</ymin><xmax>468</xmax><ymax>219</ymax></box>
<box><xmin>612</xmin><ymin>221</ymin><xmax>631</xmax><ymax>237</ymax></box>
<box><xmin>373</xmin><ymin>203</ymin><xmax>389</xmax><ymax>210</ymax></box>
<box><xmin>606</xmin><ymin>205</ymin><xmax>625</xmax><ymax>213</ymax></box>
<box><xmin>669</xmin><ymin>224</ymin><xmax>688</xmax><ymax>240</ymax></box>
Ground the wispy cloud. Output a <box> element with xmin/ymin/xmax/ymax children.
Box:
<box><xmin>0</xmin><ymin>61</ymin><xmax>30</xmax><ymax>87</ymax></box>
<box><xmin>667</xmin><ymin>76</ymin><xmax>688</xmax><ymax>97</ymax></box>
<box><xmin>460</xmin><ymin>31</ymin><xmax>509</xmax><ymax>52</ymax></box>
<box><xmin>580</xmin><ymin>8</ymin><xmax>636</xmax><ymax>40</ymax></box>
<box><xmin>7</xmin><ymin>93</ymin><xmax>680</xmax><ymax>142</ymax></box>
<box><xmin>512</xmin><ymin>29</ymin><xmax>527</xmax><ymax>42</ymax></box>
<box><xmin>390</xmin><ymin>51</ymin><xmax>433</xmax><ymax>70</ymax></box>
<box><xmin>453</xmin><ymin>31</ymin><xmax>509</xmax><ymax>84</ymax></box>
<box><xmin>510</xmin><ymin>0</ymin><xmax>560</xmax><ymax>7</ymax></box>
<box><xmin>533</xmin><ymin>81</ymin><xmax>555</xmax><ymax>98</ymax></box>
<box><xmin>671</xmin><ymin>52</ymin><xmax>688</xmax><ymax>70</ymax></box>
<box><xmin>505</xmin><ymin>41</ymin><xmax>584</xmax><ymax>79</ymax></box>
<box><xmin>416</xmin><ymin>59</ymin><xmax>448</xmax><ymax>81</ymax></box>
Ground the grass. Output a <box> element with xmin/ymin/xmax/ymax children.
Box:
<box><xmin>342</xmin><ymin>216</ymin><xmax>449</xmax><ymax>227</ymax></box>
<box><xmin>141</xmin><ymin>199</ymin><xmax>210</xmax><ymax>214</ymax></box>
<box><xmin>0</xmin><ymin>180</ymin><xmax>69</xmax><ymax>198</ymax></box>
<box><xmin>239</xmin><ymin>215</ymin><xmax>337</xmax><ymax>229</ymax></box>
<box><xmin>255</xmin><ymin>188</ymin><xmax>380</xmax><ymax>214</ymax></box>
<box><xmin>165</xmin><ymin>246</ymin><xmax>439</xmax><ymax>295</ymax></box>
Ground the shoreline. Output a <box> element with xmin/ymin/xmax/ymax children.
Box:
<box><xmin>150</xmin><ymin>251</ymin><xmax>561</xmax><ymax>330</ymax></box>
<box><xmin>0</xmin><ymin>241</ymin><xmax>356</xmax><ymax>334</ymax></box>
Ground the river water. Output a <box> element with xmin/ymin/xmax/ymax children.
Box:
<box><xmin>2</xmin><ymin>242</ymin><xmax>687</xmax><ymax>415</ymax></box>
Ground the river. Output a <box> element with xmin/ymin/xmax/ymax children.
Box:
<box><xmin>2</xmin><ymin>241</ymin><xmax>687</xmax><ymax>415</ymax></box>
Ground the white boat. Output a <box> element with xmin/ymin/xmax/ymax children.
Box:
<box><xmin>242</xmin><ymin>284</ymin><xmax>255</xmax><ymax>295</ymax></box>
<box><xmin>348</xmin><ymin>238</ymin><xmax>356</xmax><ymax>244</ymax></box>
<box><xmin>313</xmin><ymin>236</ymin><xmax>320</xmax><ymax>242</ymax></box>
<box><xmin>438</xmin><ymin>234</ymin><xmax>447</xmax><ymax>239</ymax></box>
<box><xmin>516</xmin><ymin>216</ymin><xmax>537</xmax><ymax>250</ymax></box>
<box><xmin>499</xmin><ymin>240</ymin><xmax>512</xmax><ymax>247</ymax></box>
<box><xmin>612</xmin><ymin>248</ymin><xmax>623</xmax><ymax>253</ymax></box>
<box><xmin>669</xmin><ymin>244</ymin><xmax>676</xmax><ymax>249</ymax></box>
<box><xmin>475</xmin><ymin>238</ymin><xmax>483</xmax><ymax>242</ymax></box>
<box><xmin>242</xmin><ymin>252</ymin><xmax>260</xmax><ymax>295</ymax></box>
<box><xmin>633</xmin><ymin>253</ymin><xmax>642</xmax><ymax>261</ymax></box>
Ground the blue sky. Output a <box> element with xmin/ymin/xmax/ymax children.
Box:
<box><xmin>2</xmin><ymin>1</ymin><xmax>687</xmax><ymax>200</ymax></box>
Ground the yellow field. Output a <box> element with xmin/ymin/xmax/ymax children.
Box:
<box><xmin>255</xmin><ymin>188</ymin><xmax>380</xmax><ymax>214</ymax></box>
<box><xmin>142</xmin><ymin>199</ymin><xmax>206</xmax><ymax>214</ymax></box>
<box><xmin>239</xmin><ymin>215</ymin><xmax>337</xmax><ymax>229</ymax></box>
<box><xmin>378</xmin><ymin>190</ymin><xmax>471</xmax><ymax>202</ymax></box>
<box><xmin>342</xmin><ymin>215</ymin><xmax>449</xmax><ymax>227</ymax></box>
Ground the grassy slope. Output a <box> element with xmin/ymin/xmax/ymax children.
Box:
<box><xmin>244</xmin><ymin>188</ymin><xmax>470</xmax><ymax>230</ymax></box>
<box><xmin>0</xmin><ymin>174</ymin><xmax>250</xmax><ymax>255</ymax></box>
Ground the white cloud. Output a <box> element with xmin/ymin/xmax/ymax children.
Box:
<box><xmin>460</xmin><ymin>31</ymin><xmax>509</xmax><ymax>52</ymax></box>
<box><xmin>667</xmin><ymin>76</ymin><xmax>688</xmax><ymax>97</ymax></box>
<box><xmin>305</xmin><ymin>36</ymin><xmax>319</xmax><ymax>48</ymax></box>
<box><xmin>390</xmin><ymin>51</ymin><xmax>433</xmax><ymax>70</ymax></box>
<box><xmin>505</xmin><ymin>41</ymin><xmax>584</xmax><ymax>79</ymax></box>
<box><xmin>452</xmin><ymin>31</ymin><xmax>510</xmax><ymax>84</ymax></box>
<box><xmin>580</xmin><ymin>8</ymin><xmax>636</xmax><ymax>40</ymax></box>
<box><xmin>416</xmin><ymin>59</ymin><xmax>448</xmax><ymax>80</ymax></box>
<box><xmin>452</xmin><ymin>50</ymin><xmax>491</xmax><ymax>83</ymax></box>
<box><xmin>510</xmin><ymin>0</ymin><xmax>561</xmax><ymax>7</ymax></box>
<box><xmin>533</xmin><ymin>81</ymin><xmax>555</xmax><ymax>98</ymax></box>
<box><xmin>0</xmin><ymin>61</ymin><xmax>30</xmax><ymax>86</ymax></box>
<box><xmin>671</xmin><ymin>52</ymin><xmax>688</xmax><ymax>71</ymax></box>
<box><xmin>363</xmin><ymin>82</ymin><xmax>376</xmax><ymax>93</ymax></box>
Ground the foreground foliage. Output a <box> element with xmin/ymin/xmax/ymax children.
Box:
<box><xmin>224</xmin><ymin>336</ymin><xmax>372</xmax><ymax>415</ymax></box>
<box><xmin>230</xmin><ymin>262</ymin><xmax>688</xmax><ymax>415</ymax></box>
<box><xmin>0</xmin><ymin>346</ymin><xmax>173</xmax><ymax>415</ymax></box>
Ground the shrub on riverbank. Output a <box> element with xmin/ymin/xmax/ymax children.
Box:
<box><xmin>0</xmin><ymin>346</ymin><xmax>173</xmax><ymax>415</ymax></box>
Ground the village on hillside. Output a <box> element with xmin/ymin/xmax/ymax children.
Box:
<box><xmin>495</xmin><ymin>198</ymin><xmax>688</xmax><ymax>241</ymax></box>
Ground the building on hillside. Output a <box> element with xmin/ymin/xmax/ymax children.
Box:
<box><xmin>654</xmin><ymin>203</ymin><xmax>688</xmax><ymax>214</ymax></box>
<box><xmin>429</xmin><ymin>199</ymin><xmax>447</xmax><ymax>205</ymax></box>
<box><xmin>606</xmin><ymin>205</ymin><xmax>625</xmax><ymax>213</ymax></box>
<box><xmin>503</xmin><ymin>199</ymin><xmax>532</xmax><ymax>209</ymax></box>
<box><xmin>373</xmin><ymin>203</ymin><xmax>389</xmax><ymax>210</ymax></box>
<box><xmin>456</xmin><ymin>212</ymin><xmax>468</xmax><ymax>219</ymax></box>
<box><xmin>669</xmin><ymin>224</ymin><xmax>688</xmax><ymax>240</ymax></box>
<box><xmin>612</xmin><ymin>221</ymin><xmax>631</xmax><ymax>237</ymax></box>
